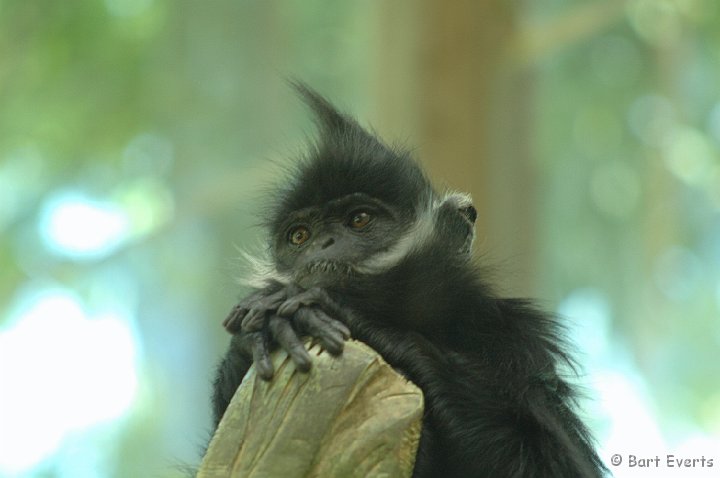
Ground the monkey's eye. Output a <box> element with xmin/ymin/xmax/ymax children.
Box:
<box><xmin>348</xmin><ymin>211</ymin><xmax>371</xmax><ymax>229</ymax></box>
<box><xmin>288</xmin><ymin>226</ymin><xmax>311</xmax><ymax>245</ymax></box>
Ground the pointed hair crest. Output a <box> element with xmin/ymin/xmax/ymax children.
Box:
<box><xmin>267</xmin><ymin>83</ymin><xmax>437</xmax><ymax>237</ymax></box>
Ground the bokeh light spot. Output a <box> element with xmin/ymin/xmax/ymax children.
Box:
<box><xmin>39</xmin><ymin>192</ymin><xmax>130</xmax><ymax>260</ymax></box>
<box><xmin>558</xmin><ymin>288</ymin><xmax>612</xmax><ymax>359</ymax></box>
<box><xmin>627</xmin><ymin>0</ymin><xmax>682</xmax><ymax>47</ymax></box>
<box><xmin>113</xmin><ymin>178</ymin><xmax>175</xmax><ymax>239</ymax></box>
<box><xmin>662</xmin><ymin>127</ymin><xmax>716</xmax><ymax>185</ymax></box>
<box><xmin>0</xmin><ymin>288</ymin><xmax>138</xmax><ymax>474</ymax></box>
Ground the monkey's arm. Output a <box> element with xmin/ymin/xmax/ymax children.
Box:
<box><xmin>212</xmin><ymin>333</ymin><xmax>254</xmax><ymax>427</ymax></box>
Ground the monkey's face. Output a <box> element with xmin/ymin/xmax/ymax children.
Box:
<box><xmin>273</xmin><ymin>192</ymin><xmax>411</xmax><ymax>288</ymax></box>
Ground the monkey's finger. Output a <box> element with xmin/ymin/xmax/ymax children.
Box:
<box><xmin>240</xmin><ymin>288</ymin><xmax>291</xmax><ymax>331</ymax></box>
<box><xmin>250</xmin><ymin>332</ymin><xmax>275</xmax><ymax>380</ymax></box>
<box><xmin>238</xmin><ymin>287</ymin><xmax>284</xmax><ymax>309</ymax></box>
<box><xmin>251</xmin><ymin>289</ymin><xmax>289</xmax><ymax>311</ymax></box>
<box><xmin>246</xmin><ymin>289</ymin><xmax>287</xmax><ymax>314</ymax></box>
<box><xmin>268</xmin><ymin>315</ymin><xmax>312</xmax><ymax>373</ymax></box>
<box><xmin>232</xmin><ymin>293</ymin><xmax>267</xmax><ymax>328</ymax></box>
<box><xmin>222</xmin><ymin>304</ymin><xmax>249</xmax><ymax>333</ymax></box>
<box><xmin>277</xmin><ymin>287</ymin><xmax>335</xmax><ymax>317</ymax></box>
<box><xmin>241</xmin><ymin>308</ymin><xmax>266</xmax><ymax>332</ymax></box>
<box><xmin>295</xmin><ymin>308</ymin><xmax>350</xmax><ymax>355</ymax></box>
<box><xmin>308</xmin><ymin>309</ymin><xmax>351</xmax><ymax>340</ymax></box>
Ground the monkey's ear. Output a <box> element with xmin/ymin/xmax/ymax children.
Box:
<box><xmin>288</xmin><ymin>80</ymin><xmax>362</xmax><ymax>137</ymax></box>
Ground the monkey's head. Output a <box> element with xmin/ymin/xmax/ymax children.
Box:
<box><xmin>259</xmin><ymin>84</ymin><xmax>476</xmax><ymax>289</ymax></box>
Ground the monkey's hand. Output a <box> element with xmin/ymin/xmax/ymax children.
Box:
<box><xmin>222</xmin><ymin>286</ymin><xmax>351</xmax><ymax>380</ymax></box>
<box><xmin>222</xmin><ymin>287</ymin><xmax>287</xmax><ymax>334</ymax></box>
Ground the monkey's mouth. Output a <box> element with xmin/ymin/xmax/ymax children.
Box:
<box><xmin>303</xmin><ymin>260</ymin><xmax>355</xmax><ymax>276</ymax></box>
<box><xmin>295</xmin><ymin>260</ymin><xmax>355</xmax><ymax>286</ymax></box>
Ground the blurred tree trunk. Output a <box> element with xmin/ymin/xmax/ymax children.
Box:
<box><xmin>373</xmin><ymin>1</ymin><xmax>536</xmax><ymax>297</ymax></box>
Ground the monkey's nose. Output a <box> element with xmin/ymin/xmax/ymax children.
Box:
<box><xmin>321</xmin><ymin>238</ymin><xmax>335</xmax><ymax>249</ymax></box>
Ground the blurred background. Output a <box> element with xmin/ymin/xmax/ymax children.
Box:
<box><xmin>1</xmin><ymin>0</ymin><xmax>719</xmax><ymax>477</ymax></box>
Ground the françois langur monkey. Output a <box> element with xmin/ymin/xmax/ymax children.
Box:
<box><xmin>212</xmin><ymin>84</ymin><xmax>607</xmax><ymax>477</ymax></box>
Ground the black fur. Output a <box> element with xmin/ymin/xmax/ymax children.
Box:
<box><xmin>212</xmin><ymin>84</ymin><xmax>607</xmax><ymax>477</ymax></box>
